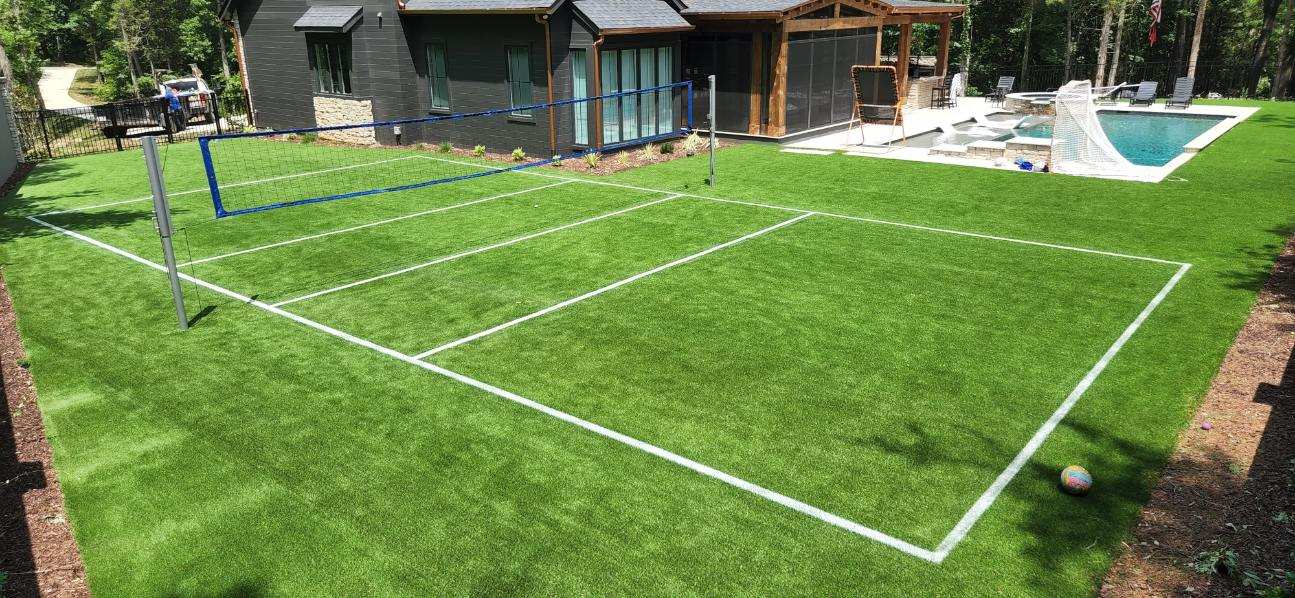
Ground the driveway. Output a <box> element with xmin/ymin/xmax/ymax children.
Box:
<box><xmin>39</xmin><ymin>65</ymin><xmax>89</xmax><ymax>110</ymax></box>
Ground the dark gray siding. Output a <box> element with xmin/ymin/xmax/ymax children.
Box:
<box><xmin>404</xmin><ymin>14</ymin><xmax>555</xmax><ymax>155</ymax></box>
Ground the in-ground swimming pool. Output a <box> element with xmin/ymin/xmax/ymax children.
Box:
<box><xmin>1014</xmin><ymin>111</ymin><xmax>1227</xmax><ymax>166</ymax></box>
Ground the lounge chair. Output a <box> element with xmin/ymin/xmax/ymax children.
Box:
<box><xmin>986</xmin><ymin>76</ymin><xmax>1015</xmax><ymax>107</ymax></box>
<box><xmin>1128</xmin><ymin>81</ymin><xmax>1158</xmax><ymax>106</ymax></box>
<box><xmin>1166</xmin><ymin>77</ymin><xmax>1194</xmax><ymax>109</ymax></box>
<box><xmin>848</xmin><ymin>65</ymin><xmax>906</xmax><ymax>148</ymax></box>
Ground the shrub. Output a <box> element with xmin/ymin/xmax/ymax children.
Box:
<box><xmin>660</xmin><ymin>142</ymin><xmax>675</xmax><ymax>154</ymax></box>
<box><xmin>616</xmin><ymin>152</ymin><xmax>631</xmax><ymax>167</ymax></box>
<box><xmin>438</xmin><ymin>141</ymin><xmax>452</xmax><ymax>153</ymax></box>
<box><xmin>638</xmin><ymin>143</ymin><xmax>656</xmax><ymax>161</ymax></box>
<box><xmin>472</xmin><ymin>145</ymin><xmax>486</xmax><ymax>157</ymax></box>
<box><xmin>300</xmin><ymin>133</ymin><xmax>318</xmax><ymax>144</ymax></box>
<box><xmin>511</xmin><ymin>147</ymin><xmax>527</xmax><ymax>162</ymax></box>
<box><xmin>584</xmin><ymin>153</ymin><xmax>600</xmax><ymax>169</ymax></box>
<box><xmin>683</xmin><ymin>132</ymin><xmax>703</xmax><ymax>155</ymax></box>
<box><xmin>550</xmin><ymin>155</ymin><xmax>563</xmax><ymax>167</ymax></box>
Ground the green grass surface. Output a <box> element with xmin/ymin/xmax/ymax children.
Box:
<box><xmin>68</xmin><ymin>67</ymin><xmax>101</xmax><ymax>106</ymax></box>
<box><xmin>2</xmin><ymin>100</ymin><xmax>1293</xmax><ymax>595</ymax></box>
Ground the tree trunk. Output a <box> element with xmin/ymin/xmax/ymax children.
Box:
<box><xmin>1173</xmin><ymin>5</ymin><xmax>1189</xmax><ymax>74</ymax></box>
<box><xmin>1187</xmin><ymin>0</ymin><xmax>1207</xmax><ymax>78</ymax></box>
<box><xmin>1020</xmin><ymin>0</ymin><xmax>1035</xmax><ymax>85</ymax></box>
<box><xmin>1275</xmin><ymin>0</ymin><xmax>1294</xmax><ymax>97</ymax></box>
<box><xmin>1095</xmin><ymin>4</ymin><xmax>1115</xmax><ymax>84</ymax></box>
<box><xmin>1246</xmin><ymin>0</ymin><xmax>1283</xmax><ymax>96</ymax></box>
<box><xmin>960</xmin><ymin>0</ymin><xmax>973</xmax><ymax>74</ymax></box>
<box><xmin>218</xmin><ymin>29</ymin><xmax>231</xmax><ymax>78</ymax></box>
<box><xmin>1109</xmin><ymin>0</ymin><xmax>1127</xmax><ymax>86</ymax></box>
<box><xmin>1064</xmin><ymin>0</ymin><xmax>1075</xmax><ymax>80</ymax></box>
<box><xmin>118</xmin><ymin>17</ymin><xmax>140</xmax><ymax>91</ymax></box>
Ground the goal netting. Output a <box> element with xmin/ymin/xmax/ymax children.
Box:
<box><xmin>1050</xmin><ymin>80</ymin><xmax>1137</xmax><ymax>177</ymax></box>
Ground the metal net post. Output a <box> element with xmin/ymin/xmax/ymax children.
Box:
<box><xmin>707</xmin><ymin>74</ymin><xmax>717</xmax><ymax>186</ymax></box>
<box><xmin>143</xmin><ymin>136</ymin><xmax>189</xmax><ymax>330</ymax></box>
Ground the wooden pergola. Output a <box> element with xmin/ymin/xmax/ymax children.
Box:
<box><xmin>686</xmin><ymin>0</ymin><xmax>964</xmax><ymax>137</ymax></box>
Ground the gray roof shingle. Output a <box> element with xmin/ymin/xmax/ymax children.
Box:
<box><xmin>574</xmin><ymin>0</ymin><xmax>693</xmax><ymax>31</ymax></box>
<box><xmin>399</xmin><ymin>0</ymin><xmax>557</xmax><ymax>12</ymax></box>
<box><xmin>678</xmin><ymin>0</ymin><xmax>803</xmax><ymax>14</ymax></box>
<box><xmin>293</xmin><ymin>5</ymin><xmax>364</xmax><ymax>30</ymax></box>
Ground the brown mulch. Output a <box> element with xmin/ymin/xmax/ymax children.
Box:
<box><xmin>0</xmin><ymin>164</ymin><xmax>90</xmax><ymax>596</ymax></box>
<box><xmin>1101</xmin><ymin>237</ymin><xmax>1295</xmax><ymax>596</ymax></box>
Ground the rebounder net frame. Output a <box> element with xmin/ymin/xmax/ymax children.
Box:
<box><xmin>198</xmin><ymin>80</ymin><xmax>695</xmax><ymax>218</ymax></box>
<box><xmin>1050</xmin><ymin>80</ymin><xmax>1137</xmax><ymax>178</ymax></box>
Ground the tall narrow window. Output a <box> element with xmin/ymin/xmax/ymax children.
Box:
<box><xmin>601</xmin><ymin>50</ymin><xmax>619</xmax><ymax>143</ymax></box>
<box><xmin>619</xmin><ymin>49</ymin><xmax>637</xmax><ymax>140</ymax></box>
<box><xmin>506</xmin><ymin>45</ymin><xmax>534</xmax><ymax>117</ymax></box>
<box><xmin>571</xmin><ymin>48</ymin><xmax>589</xmax><ymax>145</ymax></box>
<box><xmin>638</xmin><ymin>48</ymin><xmax>657</xmax><ymax>139</ymax></box>
<box><xmin>426</xmin><ymin>42</ymin><xmax>450</xmax><ymax>111</ymax></box>
<box><xmin>308</xmin><ymin>37</ymin><xmax>352</xmax><ymax>95</ymax></box>
<box><xmin>656</xmin><ymin>46</ymin><xmax>673</xmax><ymax>134</ymax></box>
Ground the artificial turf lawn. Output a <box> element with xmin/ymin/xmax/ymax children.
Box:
<box><xmin>0</xmin><ymin>99</ymin><xmax>1292</xmax><ymax>594</ymax></box>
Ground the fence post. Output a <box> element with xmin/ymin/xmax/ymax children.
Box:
<box><xmin>707</xmin><ymin>74</ymin><xmax>716</xmax><ymax>187</ymax></box>
<box><xmin>212</xmin><ymin>86</ymin><xmax>224</xmax><ymax>135</ymax></box>
<box><xmin>143</xmin><ymin>136</ymin><xmax>189</xmax><ymax>331</ymax></box>
<box><xmin>37</xmin><ymin>110</ymin><xmax>52</xmax><ymax>159</ymax></box>
<box><xmin>110</xmin><ymin>104</ymin><xmax>123</xmax><ymax>151</ymax></box>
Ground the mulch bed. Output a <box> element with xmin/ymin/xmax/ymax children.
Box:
<box><xmin>0</xmin><ymin>162</ymin><xmax>89</xmax><ymax>597</ymax></box>
<box><xmin>1101</xmin><ymin>237</ymin><xmax>1295</xmax><ymax>596</ymax></box>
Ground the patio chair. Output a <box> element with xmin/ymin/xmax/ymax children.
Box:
<box><xmin>847</xmin><ymin>65</ymin><xmax>906</xmax><ymax>148</ymax></box>
<box><xmin>1128</xmin><ymin>81</ymin><xmax>1158</xmax><ymax>106</ymax></box>
<box><xmin>986</xmin><ymin>76</ymin><xmax>1015</xmax><ymax>107</ymax></box>
<box><xmin>1166</xmin><ymin>77</ymin><xmax>1194</xmax><ymax>109</ymax></box>
<box><xmin>929</xmin><ymin>75</ymin><xmax>951</xmax><ymax>109</ymax></box>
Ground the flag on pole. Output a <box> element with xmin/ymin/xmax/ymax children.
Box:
<box><xmin>1148</xmin><ymin>0</ymin><xmax>1163</xmax><ymax>44</ymax></box>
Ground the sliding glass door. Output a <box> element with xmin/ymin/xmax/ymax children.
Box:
<box><xmin>598</xmin><ymin>46</ymin><xmax>674</xmax><ymax>145</ymax></box>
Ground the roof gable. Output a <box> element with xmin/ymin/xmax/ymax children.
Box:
<box><xmin>573</xmin><ymin>0</ymin><xmax>693</xmax><ymax>33</ymax></box>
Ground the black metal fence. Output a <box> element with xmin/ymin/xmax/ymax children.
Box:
<box><xmin>965</xmin><ymin>61</ymin><xmax>1251</xmax><ymax>98</ymax></box>
<box><xmin>14</xmin><ymin>86</ymin><xmax>251</xmax><ymax>161</ymax></box>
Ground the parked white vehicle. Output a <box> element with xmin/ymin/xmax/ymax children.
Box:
<box><xmin>158</xmin><ymin>76</ymin><xmax>215</xmax><ymax>123</ymax></box>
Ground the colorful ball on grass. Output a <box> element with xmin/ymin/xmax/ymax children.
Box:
<box><xmin>1059</xmin><ymin>465</ymin><xmax>1093</xmax><ymax>496</ymax></box>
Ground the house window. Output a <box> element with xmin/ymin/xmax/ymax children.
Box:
<box><xmin>506</xmin><ymin>45</ymin><xmax>534</xmax><ymax>118</ymax></box>
<box><xmin>598</xmin><ymin>46</ymin><xmax>674</xmax><ymax>145</ymax></box>
<box><xmin>571</xmin><ymin>48</ymin><xmax>589</xmax><ymax>145</ymax></box>
<box><xmin>426</xmin><ymin>41</ymin><xmax>450</xmax><ymax>111</ymax></box>
<box><xmin>308</xmin><ymin>37</ymin><xmax>352</xmax><ymax>95</ymax></box>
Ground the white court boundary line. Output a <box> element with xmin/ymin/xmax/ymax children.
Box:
<box><xmin>272</xmin><ymin>193</ymin><xmax>683</xmax><ymax>307</ymax></box>
<box><xmin>39</xmin><ymin>155</ymin><xmax>424</xmax><ymax>216</ymax></box>
<box><xmin>419</xmin><ymin>155</ymin><xmax>1188</xmax><ymax>267</ymax></box>
<box><xmin>180</xmin><ymin>181</ymin><xmax>571</xmax><ymax>266</ymax></box>
<box><xmin>26</xmin><ymin>213</ymin><xmax>942</xmax><ymax>563</ymax></box>
<box><xmin>414</xmin><ymin>212</ymin><xmax>815</xmax><ymax>358</ymax></box>
<box><xmin>27</xmin><ymin>161</ymin><xmax>1195</xmax><ymax>563</ymax></box>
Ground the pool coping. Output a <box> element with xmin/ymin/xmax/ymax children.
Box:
<box><xmin>785</xmin><ymin>101</ymin><xmax>1259</xmax><ymax>184</ymax></box>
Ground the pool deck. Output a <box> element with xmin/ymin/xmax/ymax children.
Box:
<box><xmin>782</xmin><ymin>98</ymin><xmax>1258</xmax><ymax>183</ymax></box>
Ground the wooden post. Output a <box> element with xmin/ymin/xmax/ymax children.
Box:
<box><xmin>748</xmin><ymin>33</ymin><xmax>764</xmax><ymax>134</ymax></box>
<box><xmin>767</xmin><ymin>22</ymin><xmax>789</xmax><ymax>137</ymax></box>
<box><xmin>936</xmin><ymin>19</ymin><xmax>951</xmax><ymax>77</ymax></box>
<box><xmin>874</xmin><ymin>26</ymin><xmax>883</xmax><ymax>65</ymax></box>
<box><xmin>896</xmin><ymin>23</ymin><xmax>912</xmax><ymax>95</ymax></box>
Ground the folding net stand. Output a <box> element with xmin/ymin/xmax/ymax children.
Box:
<box><xmin>143</xmin><ymin>136</ymin><xmax>189</xmax><ymax>331</ymax></box>
<box><xmin>1050</xmin><ymin>80</ymin><xmax>1137</xmax><ymax>178</ymax></box>
<box><xmin>847</xmin><ymin>65</ymin><xmax>907</xmax><ymax>152</ymax></box>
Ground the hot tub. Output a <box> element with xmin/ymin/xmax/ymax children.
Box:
<box><xmin>1004</xmin><ymin>92</ymin><xmax>1057</xmax><ymax>115</ymax></box>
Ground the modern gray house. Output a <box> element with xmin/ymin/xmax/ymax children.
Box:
<box><xmin>217</xmin><ymin>0</ymin><xmax>964</xmax><ymax>154</ymax></box>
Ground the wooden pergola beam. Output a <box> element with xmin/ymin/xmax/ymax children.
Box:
<box><xmin>936</xmin><ymin>19</ymin><xmax>951</xmax><ymax>77</ymax></box>
<box><xmin>895</xmin><ymin>22</ymin><xmax>912</xmax><ymax>93</ymax></box>
<box><xmin>785</xmin><ymin>15</ymin><xmax>883</xmax><ymax>32</ymax></box>
<box><xmin>748</xmin><ymin>32</ymin><xmax>764</xmax><ymax>134</ymax></box>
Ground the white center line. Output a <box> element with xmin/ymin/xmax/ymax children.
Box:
<box><xmin>271</xmin><ymin>193</ymin><xmax>683</xmax><ymax>307</ymax></box>
<box><xmin>413</xmin><ymin>212</ymin><xmax>815</xmax><ymax>359</ymax></box>
<box><xmin>179</xmin><ymin>181</ymin><xmax>571</xmax><ymax>266</ymax></box>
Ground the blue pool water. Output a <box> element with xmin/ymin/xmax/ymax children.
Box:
<box><xmin>1015</xmin><ymin>111</ymin><xmax>1227</xmax><ymax>167</ymax></box>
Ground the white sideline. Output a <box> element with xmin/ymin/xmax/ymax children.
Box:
<box><xmin>180</xmin><ymin>181</ymin><xmax>572</xmax><ymax>266</ymax></box>
<box><xmin>271</xmin><ymin>193</ymin><xmax>683</xmax><ymax>307</ymax></box>
<box><xmin>929</xmin><ymin>261</ymin><xmax>1191</xmax><ymax>561</ymax></box>
<box><xmin>418</xmin><ymin>155</ymin><xmax>1189</xmax><ymax>267</ymax></box>
<box><xmin>26</xmin><ymin>213</ymin><xmax>944</xmax><ymax>563</ymax></box>
<box><xmin>414</xmin><ymin>212</ymin><xmax>814</xmax><ymax>359</ymax></box>
<box><xmin>40</xmin><ymin>155</ymin><xmax>423</xmax><ymax>216</ymax></box>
